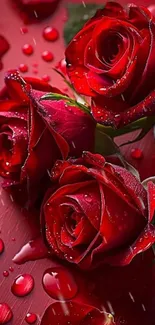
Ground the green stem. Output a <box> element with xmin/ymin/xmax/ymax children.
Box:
<box><xmin>40</xmin><ymin>93</ymin><xmax>90</xmax><ymax>114</ymax></box>
<box><xmin>97</xmin><ymin>117</ymin><xmax>153</xmax><ymax>138</ymax></box>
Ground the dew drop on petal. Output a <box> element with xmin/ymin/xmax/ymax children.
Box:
<box><xmin>84</xmin><ymin>194</ymin><xmax>92</xmax><ymax>203</ymax></box>
<box><xmin>131</xmin><ymin>148</ymin><xmax>143</xmax><ymax>159</ymax></box>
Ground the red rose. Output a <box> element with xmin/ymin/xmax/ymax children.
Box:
<box><xmin>41</xmin><ymin>301</ymin><xmax>114</xmax><ymax>325</ymax></box>
<box><xmin>42</xmin><ymin>151</ymin><xmax>155</xmax><ymax>269</ymax></box>
<box><xmin>13</xmin><ymin>0</ymin><xmax>60</xmax><ymax>23</ymax></box>
<box><xmin>65</xmin><ymin>2</ymin><xmax>155</xmax><ymax>128</ymax></box>
<box><xmin>0</xmin><ymin>70</ymin><xmax>95</xmax><ymax>205</ymax></box>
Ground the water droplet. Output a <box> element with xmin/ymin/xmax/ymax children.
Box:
<box><xmin>32</xmin><ymin>69</ymin><xmax>38</xmax><ymax>74</ymax></box>
<box><xmin>0</xmin><ymin>239</ymin><xmax>4</xmax><ymax>255</ymax></box>
<box><xmin>20</xmin><ymin>27</ymin><xmax>28</xmax><ymax>34</ymax></box>
<box><xmin>19</xmin><ymin>64</ymin><xmax>28</xmax><ymax>73</ymax></box>
<box><xmin>12</xmin><ymin>237</ymin><xmax>16</xmax><ymax>242</ymax></box>
<box><xmin>25</xmin><ymin>313</ymin><xmax>37</xmax><ymax>324</ymax></box>
<box><xmin>3</xmin><ymin>271</ymin><xmax>9</xmax><ymax>277</ymax></box>
<box><xmin>32</xmin><ymin>62</ymin><xmax>38</xmax><ymax>67</ymax></box>
<box><xmin>9</xmin><ymin>266</ymin><xmax>14</xmax><ymax>272</ymax></box>
<box><xmin>22</xmin><ymin>44</ymin><xmax>34</xmax><ymax>55</ymax></box>
<box><xmin>84</xmin><ymin>194</ymin><xmax>92</xmax><ymax>202</ymax></box>
<box><xmin>42</xmin><ymin>75</ymin><xmax>51</xmax><ymax>82</ymax></box>
<box><xmin>55</xmin><ymin>58</ymin><xmax>66</xmax><ymax>75</ymax></box>
<box><xmin>63</xmin><ymin>87</ymin><xmax>68</xmax><ymax>92</ymax></box>
<box><xmin>11</xmin><ymin>274</ymin><xmax>34</xmax><ymax>297</ymax></box>
<box><xmin>42</xmin><ymin>267</ymin><xmax>78</xmax><ymax>300</ymax></box>
<box><xmin>0</xmin><ymin>303</ymin><xmax>13</xmax><ymax>324</ymax></box>
<box><xmin>12</xmin><ymin>237</ymin><xmax>48</xmax><ymax>265</ymax></box>
<box><xmin>131</xmin><ymin>148</ymin><xmax>143</xmax><ymax>160</ymax></box>
<box><xmin>42</xmin><ymin>51</ymin><xmax>54</xmax><ymax>62</ymax></box>
<box><xmin>43</xmin><ymin>27</ymin><xmax>59</xmax><ymax>42</ymax></box>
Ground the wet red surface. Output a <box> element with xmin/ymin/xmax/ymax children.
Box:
<box><xmin>0</xmin><ymin>0</ymin><xmax>155</xmax><ymax>324</ymax></box>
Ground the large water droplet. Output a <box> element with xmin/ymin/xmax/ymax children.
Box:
<box><xmin>0</xmin><ymin>303</ymin><xmax>13</xmax><ymax>324</ymax></box>
<box><xmin>11</xmin><ymin>274</ymin><xmax>34</xmax><ymax>297</ymax></box>
<box><xmin>42</xmin><ymin>267</ymin><xmax>78</xmax><ymax>300</ymax></box>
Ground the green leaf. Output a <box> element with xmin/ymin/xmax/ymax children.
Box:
<box><xmin>95</xmin><ymin>128</ymin><xmax>120</xmax><ymax>156</ymax></box>
<box><xmin>64</xmin><ymin>3</ymin><xmax>103</xmax><ymax>45</ymax></box>
<box><xmin>120</xmin><ymin>117</ymin><xmax>155</xmax><ymax>147</ymax></box>
<box><xmin>95</xmin><ymin>128</ymin><xmax>141</xmax><ymax>180</ymax></box>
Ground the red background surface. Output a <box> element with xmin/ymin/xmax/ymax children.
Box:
<box><xmin>0</xmin><ymin>1</ymin><xmax>155</xmax><ymax>324</ymax></box>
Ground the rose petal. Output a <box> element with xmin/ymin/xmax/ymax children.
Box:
<box><xmin>104</xmin><ymin>224</ymin><xmax>155</xmax><ymax>266</ymax></box>
<box><xmin>147</xmin><ymin>181</ymin><xmax>155</xmax><ymax>222</ymax></box>
<box><xmin>41</xmin><ymin>301</ymin><xmax>113</xmax><ymax>325</ymax></box>
<box><xmin>4</xmin><ymin>70</ymin><xmax>30</xmax><ymax>103</ymax></box>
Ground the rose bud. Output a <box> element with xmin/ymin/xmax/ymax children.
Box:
<box><xmin>12</xmin><ymin>0</ymin><xmax>60</xmax><ymax>23</ymax></box>
<box><xmin>41</xmin><ymin>301</ymin><xmax>114</xmax><ymax>325</ymax></box>
<box><xmin>0</xmin><ymin>70</ymin><xmax>95</xmax><ymax>205</ymax></box>
<box><xmin>65</xmin><ymin>2</ymin><xmax>155</xmax><ymax>128</ymax></box>
<box><xmin>42</xmin><ymin>152</ymin><xmax>155</xmax><ymax>269</ymax></box>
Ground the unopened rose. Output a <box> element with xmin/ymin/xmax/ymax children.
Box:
<box><xmin>0</xmin><ymin>70</ymin><xmax>95</xmax><ymax>205</ymax></box>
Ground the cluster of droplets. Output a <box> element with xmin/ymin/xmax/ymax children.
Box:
<box><xmin>19</xmin><ymin>25</ymin><xmax>61</xmax><ymax>81</ymax></box>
